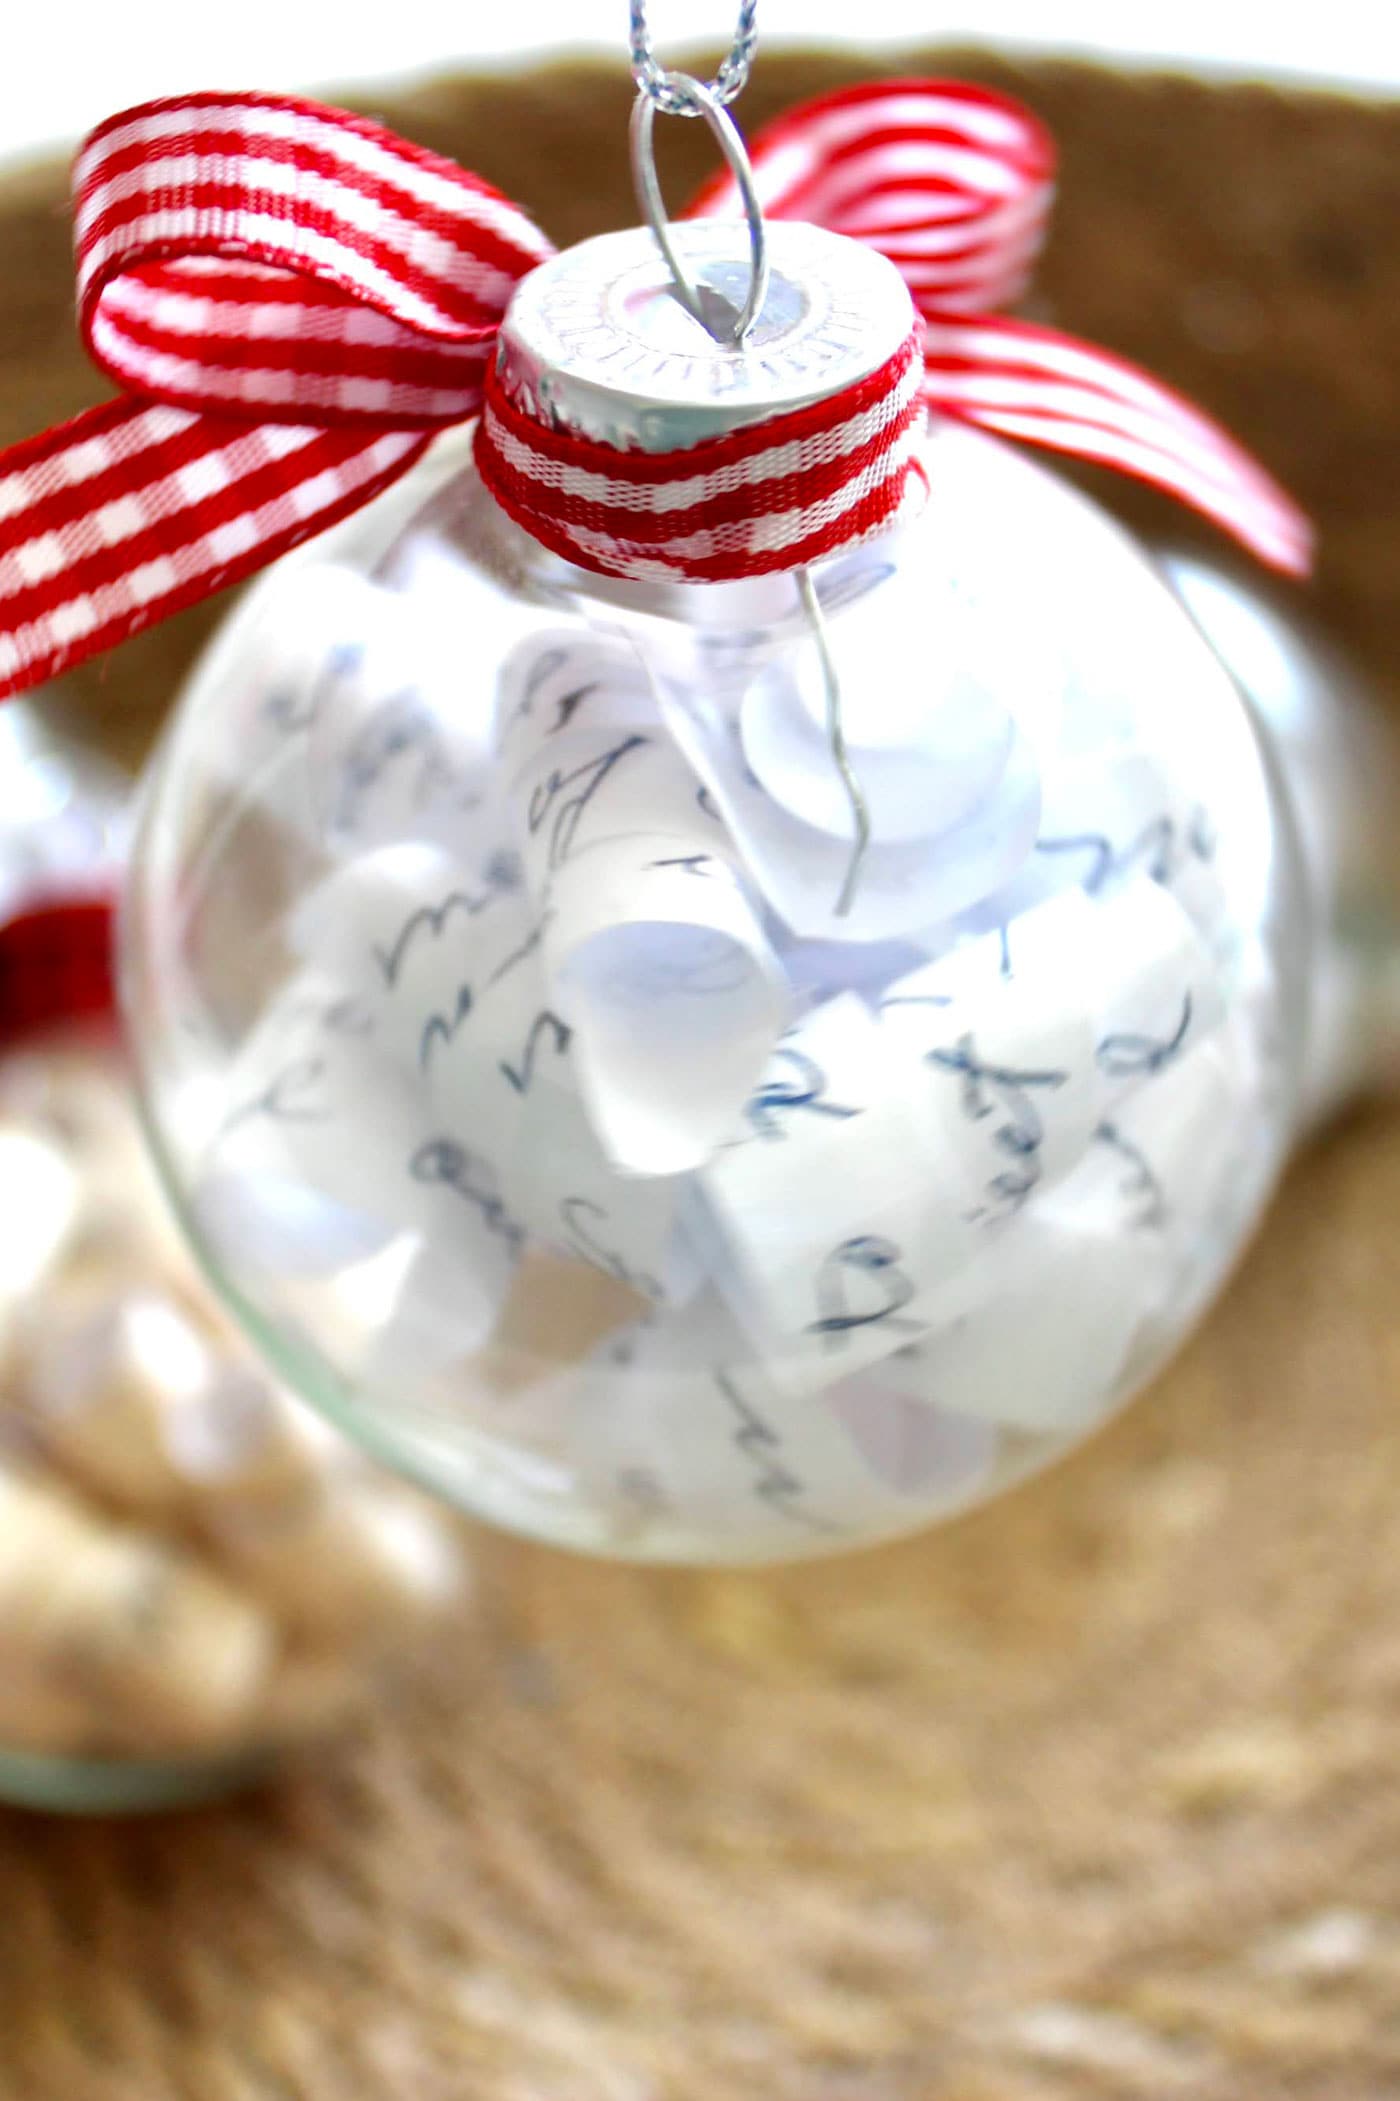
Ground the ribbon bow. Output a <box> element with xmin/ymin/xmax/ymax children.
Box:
<box><xmin>0</xmin><ymin>79</ymin><xmax>1309</xmax><ymax>704</ymax></box>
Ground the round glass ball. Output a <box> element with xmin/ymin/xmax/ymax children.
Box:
<box><xmin>123</xmin><ymin>420</ymin><xmax>1309</xmax><ymax>1563</ymax></box>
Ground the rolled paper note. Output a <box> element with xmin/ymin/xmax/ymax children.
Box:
<box><xmin>568</xmin><ymin>1292</ymin><xmax>997</xmax><ymax>1552</ymax></box>
<box><xmin>1092</xmin><ymin>1035</ymin><xmax>1255</xmax><ymax>1247</ymax></box>
<box><xmin>1028</xmin><ymin>746</ymin><xmax>1231</xmax><ymax>937</ymax></box>
<box><xmin>1090</xmin><ymin>877</ymin><xmax>1227</xmax><ymax>1109</ymax></box>
<box><xmin>200</xmin><ymin>560</ymin><xmax>386</xmax><ymax>843</ymax></box>
<box><xmin>17</xmin><ymin>1283</ymin><xmax>217</xmax><ymax>1520</ymax></box>
<box><xmin>215</xmin><ymin>981</ymin><xmax>525</xmax><ymax>1372</ymax></box>
<box><xmin>304</xmin><ymin>565</ymin><xmax>497</xmax><ymax>858</ymax></box>
<box><xmin>362</xmin><ymin>1250</ymin><xmax>648</xmax><ymax>1463</ymax></box>
<box><xmin>823</xmin><ymin>1374</ymin><xmax>999</xmax><ymax>1503</ymax></box>
<box><xmin>386</xmin><ymin>1243</ymin><xmax>647</xmax><ymax>1462</ymax></box>
<box><xmin>693</xmin><ymin>991</ymin><xmax>993</xmax><ymax>1396</ymax></box>
<box><xmin>192</xmin><ymin>974</ymin><xmax>442</xmax><ymax>1279</ymax></box>
<box><xmin>543</xmin><ymin>843</ymin><xmax>790</xmax><ymax>1175</ymax></box>
<box><xmin>498</xmin><ymin>635</ymin><xmax>788</xmax><ymax>1171</ymax></box>
<box><xmin>739</xmin><ymin>639</ymin><xmax>1016</xmax><ymax>843</ymax></box>
<box><xmin>362</xmin><ymin>1240</ymin><xmax>645</xmax><ymax>1426</ymax></box>
<box><xmin>493</xmin><ymin>624</ymin><xmax>658</xmax><ymax>772</ymax></box>
<box><xmin>202</xmin><ymin>554</ymin><xmax>495</xmax><ymax>859</ymax></box>
<box><xmin>659</xmin><ymin>664</ymin><xmax>1043</xmax><ymax>944</ymax></box>
<box><xmin>421</xmin><ymin>887</ymin><xmax>703</xmax><ymax>1306</ymax></box>
<box><xmin>205</xmin><ymin>1477</ymin><xmax>466</xmax><ymax>1642</ymax></box>
<box><xmin>288</xmin><ymin>842</ymin><xmax>524</xmax><ymax>1078</ymax></box>
<box><xmin>771</xmin><ymin>929</ymin><xmax>939</xmax><ymax>1011</ymax></box>
<box><xmin>0</xmin><ymin>1466</ymin><xmax>274</xmax><ymax>1750</ymax></box>
<box><xmin>878</xmin><ymin>889</ymin><xmax>1105</xmax><ymax>1218</ymax></box>
<box><xmin>344</xmin><ymin>1149</ymin><xmax>524</xmax><ymax>1387</ymax></box>
<box><xmin>875</xmin><ymin>1195</ymin><xmax>1172</xmax><ymax>1437</ymax></box>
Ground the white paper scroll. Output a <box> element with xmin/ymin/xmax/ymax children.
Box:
<box><xmin>878</xmin><ymin>889</ymin><xmax>1104</xmax><ymax>1212</ymax></box>
<box><xmin>740</xmin><ymin>647</ymin><xmax>1017</xmax><ymax>843</ymax></box>
<box><xmin>693</xmin><ymin>991</ymin><xmax>994</xmax><ymax>1395</ymax></box>
<box><xmin>872</xmin><ymin>1202</ymin><xmax>1165</xmax><ymax>1436</ymax></box>
<box><xmin>567</xmin><ymin>1292</ymin><xmax>998</xmax><ymax>1552</ymax></box>
<box><xmin>392</xmin><ymin>875</ymin><xmax>705</xmax><ymax>1308</ymax></box>
<box><xmin>1092</xmin><ymin>1034</ymin><xmax>1253</xmax><ymax>1245</ymax></box>
<box><xmin>881</xmin><ymin>1030</ymin><xmax>1254</xmax><ymax>1439</ymax></box>
<box><xmin>363</xmin><ymin>1251</ymin><xmax>649</xmax><ymax>1459</ymax></box>
<box><xmin>636</xmin><ymin>513</ymin><xmax>1070</xmax><ymax>946</ymax></box>
<box><xmin>880</xmin><ymin>878</ymin><xmax>1228</xmax><ymax>1214</ymax></box>
<box><xmin>1091</xmin><ymin>877</ymin><xmax>1227</xmax><ymax>1109</ymax></box>
<box><xmin>192</xmin><ymin>977</ymin><xmax>519</xmax><ymax>1365</ymax></box>
<box><xmin>1027</xmin><ymin>747</ymin><xmax>1231</xmax><ymax>939</ymax></box>
<box><xmin>201</xmin><ymin>561</ymin><xmax>376</xmax><ymax>843</ymax></box>
<box><xmin>288</xmin><ymin>840</ymin><xmax>521</xmax><ymax>1079</ymax></box>
<box><xmin>348</xmin><ymin>1130</ymin><xmax>526</xmax><ymax>1385</ymax></box>
<box><xmin>661</xmin><ymin>667</ymin><xmax>1044</xmax><ymax>945</ymax></box>
<box><xmin>874</xmin><ymin>1030</ymin><xmax>1252</xmax><ymax>1438</ymax></box>
<box><xmin>203</xmin><ymin>556</ymin><xmax>500</xmax><ymax>860</ymax></box>
<box><xmin>497</xmin><ymin>629</ymin><xmax>789</xmax><ymax>1175</ymax></box>
<box><xmin>192</xmin><ymin>981</ymin><xmax>403</xmax><ymax>1278</ymax></box>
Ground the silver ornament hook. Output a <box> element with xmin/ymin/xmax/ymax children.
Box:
<box><xmin>629</xmin><ymin>71</ymin><xmax>769</xmax><ymax>348</ymax></box>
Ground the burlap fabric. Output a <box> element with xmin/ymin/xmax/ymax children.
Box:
<box><xmin>0</xmin><ymin>50</ymin><xmax>1398</xmax><ymax>2101</ymax></box>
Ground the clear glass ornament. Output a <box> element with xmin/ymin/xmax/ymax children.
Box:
<box><xmin>121</xmin><ymin>394</ymin><xmax>1400</xmax><ymax>1569</ymax></box>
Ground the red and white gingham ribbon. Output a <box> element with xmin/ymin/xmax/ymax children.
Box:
<box><xmin>474</xmin><ymin>325</ymin><xmax>929</xmax><ymax>584</ymax></box>
<box><xmin>0</xmin><ymin>80</ymin><xmax>1310</xmax><ymax>703</ymax></box>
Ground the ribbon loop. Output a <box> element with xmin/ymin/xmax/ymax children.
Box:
<box><xmin>74</xmin><ymin>92</ymin><xmax>554</xmax><ymax>426</ymax></box>
<box><xmin>686</xmin><ymin>80</ymin><xmax>1056</xmax><ymax>314</ymax></box>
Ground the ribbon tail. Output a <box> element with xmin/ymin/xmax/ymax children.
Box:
<box><xmin>923</xmin><ymin>314</ymin><xmax>1312</xmax><ymax>577</ymax></box>
<box><xmin>0</xmin><ymin>397</ymin><xmax>430</xmax><ymax>701</ymax></box>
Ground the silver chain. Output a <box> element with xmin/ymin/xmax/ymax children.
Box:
<box><xmin>629</xmin><ymin>0</ymin><xmax>758</xmax><ymax>115</ymax></box>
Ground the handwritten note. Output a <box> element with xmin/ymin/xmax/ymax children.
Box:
<box><xmin>349</xmin><ymin>1136</ymin><xmax>526</xmax><ymax>1388</ymax></box>
<box><xmin>692</xmin><ymin>992</ymin><xmax>992</xmax><ymax>1395</ymax></box>
<box><xmin>1080</xmin><ymin>1034</ymin><xmax>1250</xmax><ymax>1248</ymax></box>
<box><xmin>1090</xmin><ymin>878</ymin><xmax>1226</xmax><ymax>1107</ymax></box>
<box><xmin>878</xmin><ymin>877</ymin><xmax>1228</xmax><ymax>1224</ymax></box>
<box><xmin>1032</xmin><ymin>747</ymin><xmax>1228</xmax><ymax>937</ymax></box>
<box><xmin>191</xmin><ymin>975</ymin><xmax>504</xmax><ymax>1308</ymax></box>
<box><xmin>567</xmin><ymin>1292</ymin><xmax>996</xmax><ymax>1550</ymax></box>
<box><xmin>873</xmin><ymin>1208</ymin><xmax>1159</xmax><ymax>1436</ymax></box>
<box><xmin>498</xmin><ymin>630</ymin><xmax>789</xmax><ymax>1175</ymax></box>
<box><xmin>288</xmin><ymin>841</ymin><xmax>519</xmax><ymax>1080</ymax></box>
<box><xmin>414</xmin><ymin>888</ymin><xmax>705</xmax><ymax>1308</ymax></box>
<box><xmin>879</xmin><ymin>890</ymin><xmax>1103</xmax><ymax>1217</ymax></box>
<box><xmin>198</xmin><ymin>562</ymin><xmax>395</xmax><ymax>846</ymax></box>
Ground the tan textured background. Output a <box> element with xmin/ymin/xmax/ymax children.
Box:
<box><xmin>1</xmin><ymin>48</ymin><xmax>1399</xmax><ymax>2101</ymax></box>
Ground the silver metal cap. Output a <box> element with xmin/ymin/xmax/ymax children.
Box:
<box><xmin>495</xmin><ymin>221</ymin><xmax>918</xmax><ymax>454</ymax></box>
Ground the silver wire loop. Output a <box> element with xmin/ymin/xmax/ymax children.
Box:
<box><xmin>797</xmin><ymin>570</ymin><xmax>870</xmax><ymax>919</ymax></box>
<box><xmin>629</xmin><ymin>74</ymin><xmax>770</xmax><ymax>347</ymax></box>
<box><xmin>629</xmin><ymin>0</ymin><xmax>758</xmax><ymax>114</ymax></box>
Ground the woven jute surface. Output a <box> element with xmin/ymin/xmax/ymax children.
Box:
<box><xmin>1</xmin><ymin>49</ymin><xmax>1399</xmax><ymax>2101</ymax></box>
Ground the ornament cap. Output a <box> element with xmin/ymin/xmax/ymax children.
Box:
<box><xmin>493</xmin><ymin>220</ymin><xmax>920</xmax><ymax>454</ymax></box>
